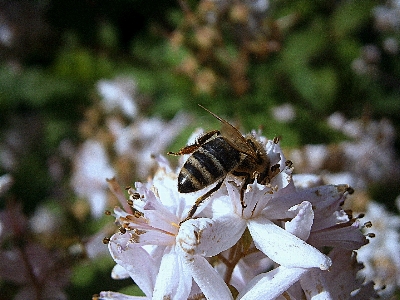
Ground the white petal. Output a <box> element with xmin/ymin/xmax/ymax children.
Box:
<box><xmin>111</xmin><ymin>264</ymin><xmax>130</xmax><ymax>280</ymax></box>
<box><xmin>108</xmin><ymin>235</ymin><xmax>158</xmax><ymax>297</ymax></box>
<box><xmin>238</xmin><ymin>266</ymin><xmax>307</xmax><ymax>300</ymax></box>
<box><xmin>264</xmin><ymin>185</ymin><xmax>347</xmax><ymax>221</ymax></box>
<box><xmin>178</xmin><ymin>216</ymin><xmax>246</xmax><ymax>257</ymax></box>
<box><xmin>300</xmin><ymin>269</ymin><xmax>334</xmax><ymax>300</ymax></box>
<box><xmin>285</xmin><ymin>201</ymin><xmax>314</xmax><ymax>241</ymax></box>
<box><xmin>248</xmin><ymin>217</ymin><xmax>331</xmax><ymax>270</ymax></box>
<box><xmin>99</xmin><ymin>291</ymin><xmax>147</xmax><ymax>299</ymax></box>
<box><xmin>300</xmin><ymin>248</ymin><xmax>370</xmax><ymax>300</ymax></box>
<box><xmin>153</xmin><ymin>248</ymin><xmax>192</xmax><ymax>300</ymax></box>
<box><xmin>182</xmin><ymin>253</ymin><xmax>233</xmax><ymax>300</ymax></box>
<box><xmin>307</xmin><ymin>220</ymin><xmax>368</xmax><ymax>250</ymax></box>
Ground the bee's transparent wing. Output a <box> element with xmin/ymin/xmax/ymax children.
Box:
<box><xmin>198</xmin><ymin>104</ymin><xmax>257</xmax><ymax>158</ymax></box>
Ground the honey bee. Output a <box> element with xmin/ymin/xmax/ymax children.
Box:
<box><xmin>168</xmin><ymin>105</ymin><xmax>276</xmax><ymax>223</ymax></box>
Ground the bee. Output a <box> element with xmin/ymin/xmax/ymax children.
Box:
<box><xmin>168</xmin><ymin>105</ymin><xmax>276</xmax><ymax>223</ymax></box>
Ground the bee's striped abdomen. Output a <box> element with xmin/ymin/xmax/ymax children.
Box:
<box><xmin>178</xmin><ymin>136</ymin><xmax>241</xmax><ymax>193</ymax></box>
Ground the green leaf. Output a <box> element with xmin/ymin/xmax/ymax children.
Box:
<box><xmin>332</xmin><ymin>0</ymin><xmax>375</xmax><ymax>38</ymax></box>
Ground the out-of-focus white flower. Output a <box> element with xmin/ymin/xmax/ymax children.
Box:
<box><xmin>290</xmin><ymin>114</ymin><xmax>400</xmax><ymax>190</ymax></box>
<box><xmin>383</xmin><ymin>36</ymin><xmax>399</xmax><ymax>54</ymax></box>
<box><xmin>0</xmin><ymin>173</ymin><xmax>13</xmax><ymax>197</ymax></box>
<box><xmin>362</xmin><ymin>45</ymin><xmax>381</xmax><ymax>64</ymax></box>
<box><xmin>249</xmin><ymin>0</ymin><xmax>269</xmax><ymax>13</ymax></box>
<box><xmin>71</xmin><ymin>140</ymin><xmax>115</xmax><ymax>217</ymax></box>
<box><xmin>29</xmin><ymin>205</ymin><xmax>60</xmax><ymax>234</ymax></box>
<box><xmin>271</xmin><ymin>103</ymin><xmax>296</xmax><ymax>123</ymax></box>
<box><xmin>373</xmin><ymin>5</ymin><xmax>400</xmax><ymax>31</ymax></box>
<box><xmin>0</xmin><ymin>19</ymin><xmax>13</xmax><ymax>47</ymax></box>
<box><xmin>357</xmin><ymin>201</ymin><xmax>400</xmax><ymax>297</ymax></box>
<box><xmin>107</xmin><ymin>112</ymin><xmax>190</xmax><ymax>179</ymax></box>
<box><xmin>97</xmin><ymin>77</ymin><xmax>138</xmax><ymax>119</ymax></box>
<box><xmin>326</xmin><ymin>112</ymin><xmax>346</xmax><ymax>130</ymax></box>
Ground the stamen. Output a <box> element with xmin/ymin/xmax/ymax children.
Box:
<box><xmin>130</xmin><ymin>192</ymin><xmax>141</xmax><ymax>199</ymax></box>
<box><xmin>364</xmin><ymin>221</ymin><xmax>372</xmax><ymax>228</ymax></box>
<box><xmin>171</xmin><ymin>222</ymin><xmax>180</xmax><ymax>228</ymax></box>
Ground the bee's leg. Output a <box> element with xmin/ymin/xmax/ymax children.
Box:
<box><xmin>167</xmin><ymin>130</ymin><xmax>220</xmax><ymax>156</ymax></box>
<box><xmin>167</xmin><ymin>144</ymin><xmax>200</xmax><ymax>156</ymax></box>
<box><xmin>196</xmin><ymin>130</ymin><xmax>220</xmax><ymax>144</ymax></box>
<box><xmin>231</xmin><ymin>171</ymin><xmax>251</xmax><ymax>210</ymax></box>
<box><xmin>180</xmin><ymin>179</ymin><xmax>223</xmax><ymax>224</ymax></box>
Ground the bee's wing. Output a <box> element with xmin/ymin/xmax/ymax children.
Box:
<box><xmin>198</xmin><ymin>105</ymin><xmax>257</xmax><ymax>158</ymax></box>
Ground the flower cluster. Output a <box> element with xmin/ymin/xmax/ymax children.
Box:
<box><xmin>289</xmin><ymin>112</ymin><xmax>400</xmax><ymax>190</ymax></box>
<box><xmin>96</xmin><ymin>132</ymin><xmax>375</xmax><ymax>300</ymax></box>
<box><xmin>70</xmin><ymin>76</ymin><xmax>190</xmax><ymax>217</ymax></box>
<box><xmin>352</xmin><ymin>1</ymin><xmax>399</xmax><ymax>80</ymax></box>
<box><xmin>286</xmin><ymin>112</ymin><xmax>400</xmax><ymax>297</ymax></box>
<box><xmin>357</xmin><ymin>200</ymin><xmax>400</xmax><ymax>297</ymax></box>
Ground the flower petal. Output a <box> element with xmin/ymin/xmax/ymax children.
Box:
<box><xmin>181</xmin><ymin>252</ymin><xmax>233</xmax><ymax>300</ymax></box>
<box><xmin>98</xmin><ymin>291</ymin><xmax>147</xmax><ymax>300</ymax></box>
<box><xmin>248</xmin><ymin>216</ymin><xmax>331</xmax><ymax>270</ymax></box>
<box><xmin>307</xmin><ymin>220</ymin><xmax>368</xmax><ymax>250</ymax></box>
<box><xmin>178</xmin><ymin>216</ymin><xmax>246</xmax><ymax>257</ymax></box>
<box><xmin>108</xmin><ymin>234</ymin><xmax>158</xmax><ymax>297</ymax></box>
<box><xmin>111</xmin><ymin>264</ymin><xmax>130</xmax><ymax>280</ymax></box>
<box><xmin>152</xmin><ymin>248</ymin><xmax>192</xmax><ymax>300</ymax></box>
<box><xmin>300</xmin><ymin>248</ymin><xmax>371</xmax><ymax>300</ymax></box>
<box><xmin>264</xmin><ymin>185</ymin><xmax>348</xmax><ymax>221</ymax></box>
<box><xmin>238</xmin><ymin>266</ymin><xmax>308</xmax><ymax>300</ymax></box>
<box><xmin>285</xmin><ymin>201</ymin><xmax>314</xmax><ymax>241</ymax></box>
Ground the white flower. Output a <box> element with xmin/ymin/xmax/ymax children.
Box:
<box><xmin>105</xmin><ymin>169</ymin><xmax>238</xmax><ymax>299</ymax></box>
<box><xmin>210</xmin><ymin>140</ymin><xmax>332</xmax><ymax>270</ymax></box>
<box><xmin>107</xmin><ymin>112</ymin><xmax>190</xmax><ymax>179</ymax></box>
<box><xmin>70</xmin><ymin>140</ymin><xmax>115</xmax><ymax>217</ymax></box>
<box><xmin>99</xmin><ymin>131</ymin><xmax>375</xmax><ymax>299</ymax></box>
<box><xmin>271</xmin><ymin>103</ymin><xmax>296</xmax><ymax>123</ymax></box>
<box><xmin>299</xmin><ymin>249</ymin><xmax>370</xmax><ymax>300</ymax></box>
<box><xmin>0</xmin><ymin>173</ymin><xmax>13</xmax><ymax>197</ymax></box>
<box><xmin>357</xmin><ymin>201</ymin><xmax>400</xmax><ymax>296</ymax></box>
<box><xmin>97</xmin><ymin>77</ymin><xmax>138</xmax><ymax>119</ymax></box>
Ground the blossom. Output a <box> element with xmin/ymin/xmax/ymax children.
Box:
<box><xmin>290</xmin><ymin>114</ymin><xmax>400</xmax><ymax>189</ymax></box>
<box><xmin>271</xmin><ymin>103</ymin><xmax>296</xmax><ymax>123</ymax></box>
<box><xmin>97</xmin><ymin>77</ymin><xmax>138</xmax><ymax>119</ymax></box>
<box><xmin>356</xmin><ymin>201</ymin><xmax>400</xmax><ymax>297</ymax></box>
<box><xmin>211</xmin><ymin>139</ymin><xmax>332</xmax><ymax>270</ymax></box>
<box><xmin>71</xmin><ymin>140</ymin><xmax>115</xmax><ymax>217</ymax></box>
<box><xmin>103</xmin><ymin>171</ymin><xmax>239</xmax><ymax>299</ymax></box>
<box><xmin>107</xmin><ymin>112</ymin><xmax>190</xmax><ymax>179</ymax></box>
<box><xmin>0</xmin><ymin>173</ymin><xmax>13</xmax><ymax>197</ymax></box>
<box><xmin>98</xmin><ymin>130</ymin><xmax>375</xmax><ymax>299</ymax></box>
